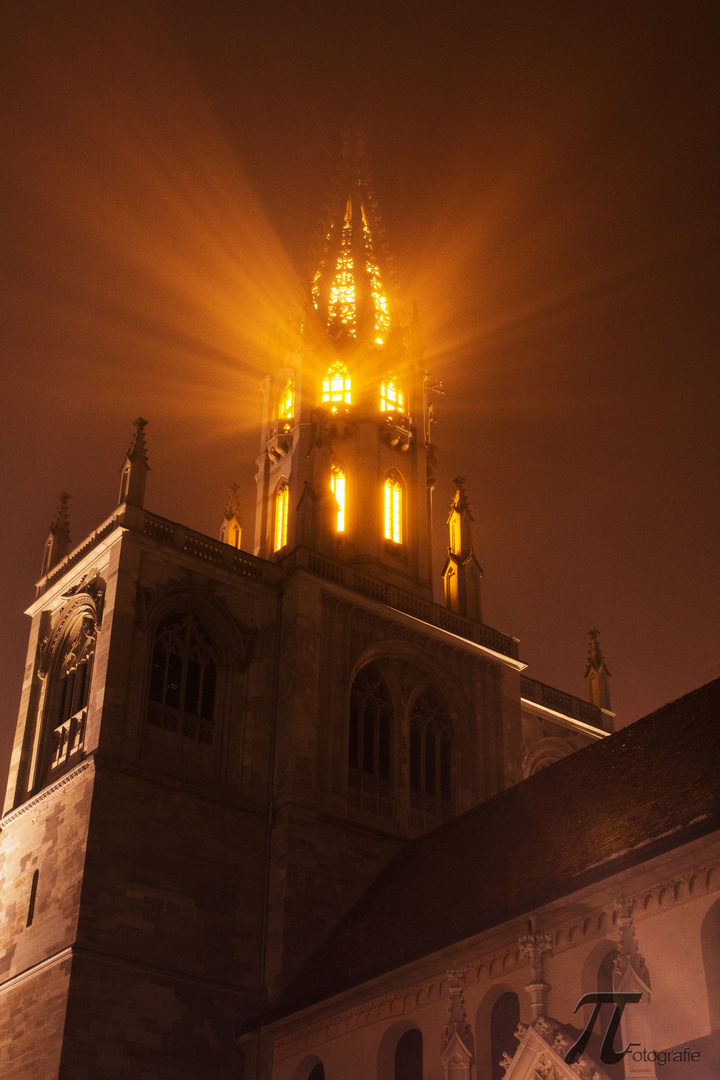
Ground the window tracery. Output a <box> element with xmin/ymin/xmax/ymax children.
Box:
<box><xmin>381</xmin><ymin>378</ymin><xmax>404</xmax><ymax>413</ymax></box>
<box><xmin>322</xmin><ymin>361</ymin><xmax>352</xmax><ymax>410</ymax></box>
<box><xmin>147</xmin><ymin>613</ymin><xmax>217</xmax><ymax>744</ymax></box>
<box><xmin>409</xmin><ymin>689</ymin><xmax>451</xmax><ymax>801</ymax></box>
<box><xmin>348</xmin><ymin>664</ymin><xmax>392</xmax><ymax>782</ymax></box>
<box><xmin>278</xmin><ymin>377</ymin><xmax>295</xmax><ymax>425</ymax></box>
<box><xmin>44</xmin><ymin>615</ymin><xmax>95</xmax><ymax>783</ymax></box>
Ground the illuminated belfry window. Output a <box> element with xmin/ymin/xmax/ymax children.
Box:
<box><xmin>322</xmin><ymin>361</ymin><xmax>352</xmax><ymax>410</ymax></box>
<box><xmin>328</xmin><ymin>198</ymin><xmax>356</xmax><ymax>337</ymax></box>
<box><xmin>380</xmin><ymin>378</ymin><xmax>404</xmax><ymax>413</ymax></box>
<box><xmin>330</xmin><ymin>466</ymin><xmax>346</xmax><ymax>532</ymax></box>
<box><xmin>384</xmin><ymin>475</ymin><xmax>402</xmax><ymax>544</ymax></box>
<box><xmin>274</xmin><ymin>484</ymin><xmax>289</xmax><ymax>552</ymax></box>
<box><xmin>361</xmin><ymin>206</ymin><xmax>390</xmax><ymax>344</ymax></box>
<box><xmin>278</xmin><ymin>377</ymin><xmax>294</xmax><ymax>424</ymax></box>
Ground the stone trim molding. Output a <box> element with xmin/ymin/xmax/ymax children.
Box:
<box><xmin>0</xmin><ymin>760</ymin><xmax>94</xmax><ymax>830</ymax></box>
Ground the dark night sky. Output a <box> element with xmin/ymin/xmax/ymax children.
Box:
<box><xmin>1</xmin><ymin>0</ymin><xmax>718</xmax><ymax>794</ymax></box>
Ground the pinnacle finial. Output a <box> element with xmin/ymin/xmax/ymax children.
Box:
<box><xmin>41</xmin><ymin>493</ymin><xmax>71</xmax><ymax>577</ymax></box>
<box><xmin>586</xmin><ymin>628</ymin><xmax>611</xmax><ymax>712</ymax></box>
<box><xmin>220</xmin><ymin>483</ymin><xmax>242</xmax><ymax>548</ymax></box>
<box><xmin>118</xmin><ymin>417</ymin><xmax>150</xmax><ymax>508</ymax></box>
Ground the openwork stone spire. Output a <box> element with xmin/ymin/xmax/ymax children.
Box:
<box><xmin>118</xmin><ymin>417</ymin><xmax>150</xmax><ymax>508</ymax></box>
<box><xmin>586</xmin><ymin>629</ymin><xmax>611</xmax><ymax>711</ymax></box>
<box><xmin>41</xmin><ymin>492</ymin><xmax>71</xmax><ymax>577</ymax></box>
<box><xmin>311</xmin><ymin>129</ymin><xmax>392</xmax><ymax>347</ymax></box>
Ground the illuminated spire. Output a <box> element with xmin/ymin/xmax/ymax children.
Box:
<box><xmin>311</xmin><ymin>130</ymin><xmax>392</xmax><ymax>346</ymax></box>
<box><xmin>220</xmin><ymin>483</ymin><xmax>242</xmax><ymax>549</ymax></box>
<box><xmin>441</xmin><ymin>477</ymin><xmax>483</xmax><ymax>621</ymax></box>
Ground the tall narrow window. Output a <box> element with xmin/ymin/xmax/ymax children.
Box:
<box><xmin>147</xmin><ymin>613</ymin><xmax>217</xmax><ymax>744</ymax></box>
<box><xmin>409</xmin><ymin>689</ymin><xmax>452</xmax><ymax>801</ymax></box>
<box><xmin>380</xmin><ymin>378</ymin><xmax>404</xmax><ymax>413</ymax></box>
<box><xmin>278</xmin><ymin>377</ymin><xmax>294</xmax><ymax>424</ymax></box>
<box><xmin>330</xmin><ymin>466</ymin><xmax>346</xmax><ymax>532</ymax></box>
<box><xmin>322</xmin><ymin>361</ymin><xmax>351</xmax><ymax>410</ymax></box>
<box><xmin>348</xmin><ymin>664</ymin><xmax>393</xmax><ymax>782</ymax></box>
<box><xmin>275</xmin><ymin>484</ymin><xmax>289</xmax><ymax>551</ymax></box>
<box><xmin>384</xmin><ymin>476</ymin><xmax>402</xmax><ymax>544</ymax></box>
<box><xmin>26</xmin><ymin>869</ymin><xmax>39</xmax><ymax>928</ymax></box>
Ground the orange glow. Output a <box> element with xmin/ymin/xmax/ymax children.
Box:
<box><xmin>381</xmin><ymin>379</ymin><xmax>404</xmax><ymax>413</ymax></box>
<box><xmin>331</xmin><ymin>467</ymin><xmax>346</xmax><ymax>532</ymax></box>
<box><xmin>384</xmin><ymin>477</ymin><xmax>402</xmax><ymax>543</ymax></box>
<box><xmin>274</xmin><ymin>485</ymin><xmax>288</xmax><ymax>551</ymax></box>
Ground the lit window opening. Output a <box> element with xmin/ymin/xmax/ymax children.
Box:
<box><xmin>322</xmin><ymin>362</ymin><xmax>352</xmax><ymax>411</ymax></box>
<box><xmin>381</xmin><ymin>379</ymin><xmax>404</xmax><ymax>413</ymax></box>
<box><xmin>278</xmin><ymin>377</ymin><xmax>294</xmax><ymax>423</ymax></box>
<box><xmin>274</xmin><ymin>484</ymin><xmax>289</xmax><ymax>551</ymax></box>
<box><xmin>384</xmin><ymin>477</ymin><xmax>402</xmax><ymax>544</ymax></box>
<box><xmin>330</xmin><ymin>467</ymin><xmax>346</xmax><ymax>532</ymax></box>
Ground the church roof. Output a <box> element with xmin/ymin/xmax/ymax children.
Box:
<box><xmin>256</xmin><ymin>677</ymin><xmax>720</xmax><ymax>1026</ymax></box>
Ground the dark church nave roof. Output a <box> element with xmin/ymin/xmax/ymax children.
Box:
<box><xmin>255</xmin><ymin>677</ymin><xmax>720</xmax><ymax>1027</ymax></box>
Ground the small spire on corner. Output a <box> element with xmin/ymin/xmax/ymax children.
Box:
<box><xmin>586</xmin><ymin>628</ymin><xmax>611</xmax><ymax>712</ymax></box>
<box><xmin>118</xmin><ymin>417</ymin><xmax>150</xmax><ymax>509</ymax></box>
<box><xmin>220</xmin><ymin>483</ymin><xmax>242</xmax><ymax>549</ymax></box>
<box><xmin>41</xmin><ymin>493</ymin><xmax>71</xmax><ymax>577</ymax></box>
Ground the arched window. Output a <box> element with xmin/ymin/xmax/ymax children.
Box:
<box><xmin>330</xmin><ymin>466</ymin><xmax>346</xmax><ymax>532</ymax></box>
<box><xmin>278</xmin><ymin>377</ymin><xmax>294</xmax><ymax>424</ymax></box>
<box><xmin>322</xmin><ymin>361</ymin><xmax>351</xmax><ymax>410</ymax></box>
<box><xmin>384</xmin><ymin>475</ymin><xmax>402</xmax><ymax>544</ymax></box>
<box><xmin>381</xmin><ymin>378</ymin><xmax>404</xmax><ymax>413</ymax></box>
<box><xmin>348</xmin><ymin>664</ymin><xmax>393</xmax><ymax>782</ymax></box>
<box><xmin>409</xmin><ymin>689</ymin><xmax>451</xmax><ymax>801</ymax></box>
<box><xmin>307</xmin><ymin>1066</ymin><xmax>325</xmax><ymax>1080</ymax></box>
<box><xmin>275</xmin><ymin>483</ymin><xmax>289</xmax><ymax>551</ymax></box>
<box><xmin>490</xmin><ymin>992</ymin><xmax>520</xmax><ymax>1080</ymax></box>
<box><xmin>147</xmin><ymin>613</ymin><xmax>217</xmax><ymax>743</ymax></box>
<box><xmin>395</xmin><ymin>1029</ymin><xmax>423</xmax><ymax>1080</ymax></box>
<box><xmin>42</xmin><ymin>614</ymin><xmax>95</xmax><ymax>784</ymax></box>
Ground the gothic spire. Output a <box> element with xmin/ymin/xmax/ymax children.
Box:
<box><xmin>311</xmin><ymin>129</ymin><xmax>392</xmax><ymax>347</ymax></box>
<box><xmin>118</xmin><ymin>417</ymin><xmax>150</xmax><ymax>508</ymax></box>
<box><xmin>41</xmin><ymin>492</ymin><xmax>71</xmax><ymax>577</ymax></box>
<box><xmin>585</xmin><ymin>628</ymin><xmax>611</xmax><ymax>711</ymax></box>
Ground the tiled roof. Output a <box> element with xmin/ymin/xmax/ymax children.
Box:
<box><xmin>255</xmin><ymin>677</ymin><xmax>720</xmax><ymax>1026</ymax></box>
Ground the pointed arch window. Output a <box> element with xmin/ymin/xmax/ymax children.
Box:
<box><xmin>330</xmin><ymin>466</ymin><xmax>346</xmax><ymax>532</ymax></box>
<box><xmin>43</xmin><ymin>616</ymin><xmax>95</xmax><ymax>783</ymax></box>
<box><xmin>274</xmin><ymin>483</ymin><xmax>289</xmax><ymax>552</ymax></box>
<box><xmin>348</xmin><ymin>664</ymin><xmax>393</xmax><ymax>782</ymax></box>
<box><xmin>278</xmin><ymin>377</ymin><xmax>294</xmax><ymax>425</ymax></box>
<box><xmin>409</xmin><ymin>689</ymin><xmax>451</xmax><ymax>801</ymax></box>
<box><xmin>380</xmin><ymin>378</ymin><xmax>404</xmax><ymax>413</ymax></box>
<box><xmin>322</xmin><ymin>361</ymin><xmax>351</xmax><ymax>410</ymax></box>
<box><xmin>384</xmin><ymin>474</ymin><xmax>403</xmax><ymax>544</ymax></box>
<box><xmin>147</xmin><ymin>613</ymin><xmax>217</xmax><ymax>743</ymax></box>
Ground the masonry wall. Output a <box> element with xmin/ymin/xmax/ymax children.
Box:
<box><xmin>0</xmin><ymin>762</ymin><xmax>94</xmax><ymax>1078</ymax></box>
